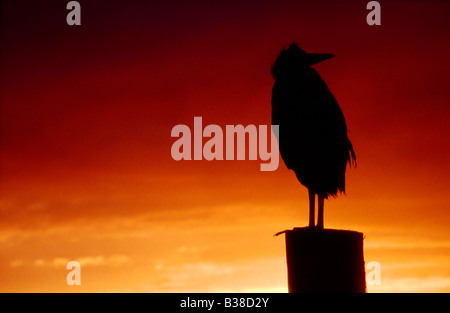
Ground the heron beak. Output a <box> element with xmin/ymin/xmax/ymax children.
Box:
<box><xmin>308</xmin><ymin>53</ymin><xmax>335</xmax><ymax>65</ymax></box>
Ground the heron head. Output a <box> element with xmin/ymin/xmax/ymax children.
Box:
<box><xmin>271</xmin><ymin>42</ymin><xmax>334</xmax><ymax>80</ymax></box>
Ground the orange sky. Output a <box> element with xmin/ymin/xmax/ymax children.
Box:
<box><xmin>1</xmin><ymin>0</ymin><xmax>450</xmax><ymax>292</ymax></box>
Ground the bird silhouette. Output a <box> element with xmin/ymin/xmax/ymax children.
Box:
<box><xmin>271</xmin><ymin>43</ymin><xmax>356</xmax><ymax>229</ymax></box>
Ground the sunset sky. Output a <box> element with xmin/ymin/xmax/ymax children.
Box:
<box><xmin>1</xmin><ymin>0</ymin><xmax>449</xmax><ymax>292</ymax></box>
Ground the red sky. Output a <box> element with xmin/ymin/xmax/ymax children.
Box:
<box><xmin>1</xmin><ymin>0</ymin><xmax>450</xmax><ymax>292</ymax></box>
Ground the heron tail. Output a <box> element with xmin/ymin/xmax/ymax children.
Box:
<box><xmin>347</xmin><ymin>139</ymin><xmax>357</xmax><ymax>168</ymax></box>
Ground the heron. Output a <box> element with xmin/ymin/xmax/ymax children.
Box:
<box><xmin>271</xmin><ymin>43</ymin><xmax>356</xmax><ymax>229</ymax></box>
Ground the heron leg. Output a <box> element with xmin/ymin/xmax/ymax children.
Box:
<box><xmin>308</xmin><ymin>189</ymin><xmax>315</xmax><ymax>228</ymax></box>
<box><xmin>317</xmin><ymin>195</ymin><xmax>324</xmax><ymax>229</ymax></box>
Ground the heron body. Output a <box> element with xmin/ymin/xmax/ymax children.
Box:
<box><xmin>271</xmin><ymin>43</ymin><xmax>356</xmax><ymax>228</ymax></box>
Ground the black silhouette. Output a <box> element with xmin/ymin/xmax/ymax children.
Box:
<box><xmin>271</xmin><ymin>43</ymin><xmax>356</xmax><ymax>229</ymax></box>
<box><xmin>285</xmin><ymin>227</ymin><xmax>366</xmax><ymax>293</ymax></box>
